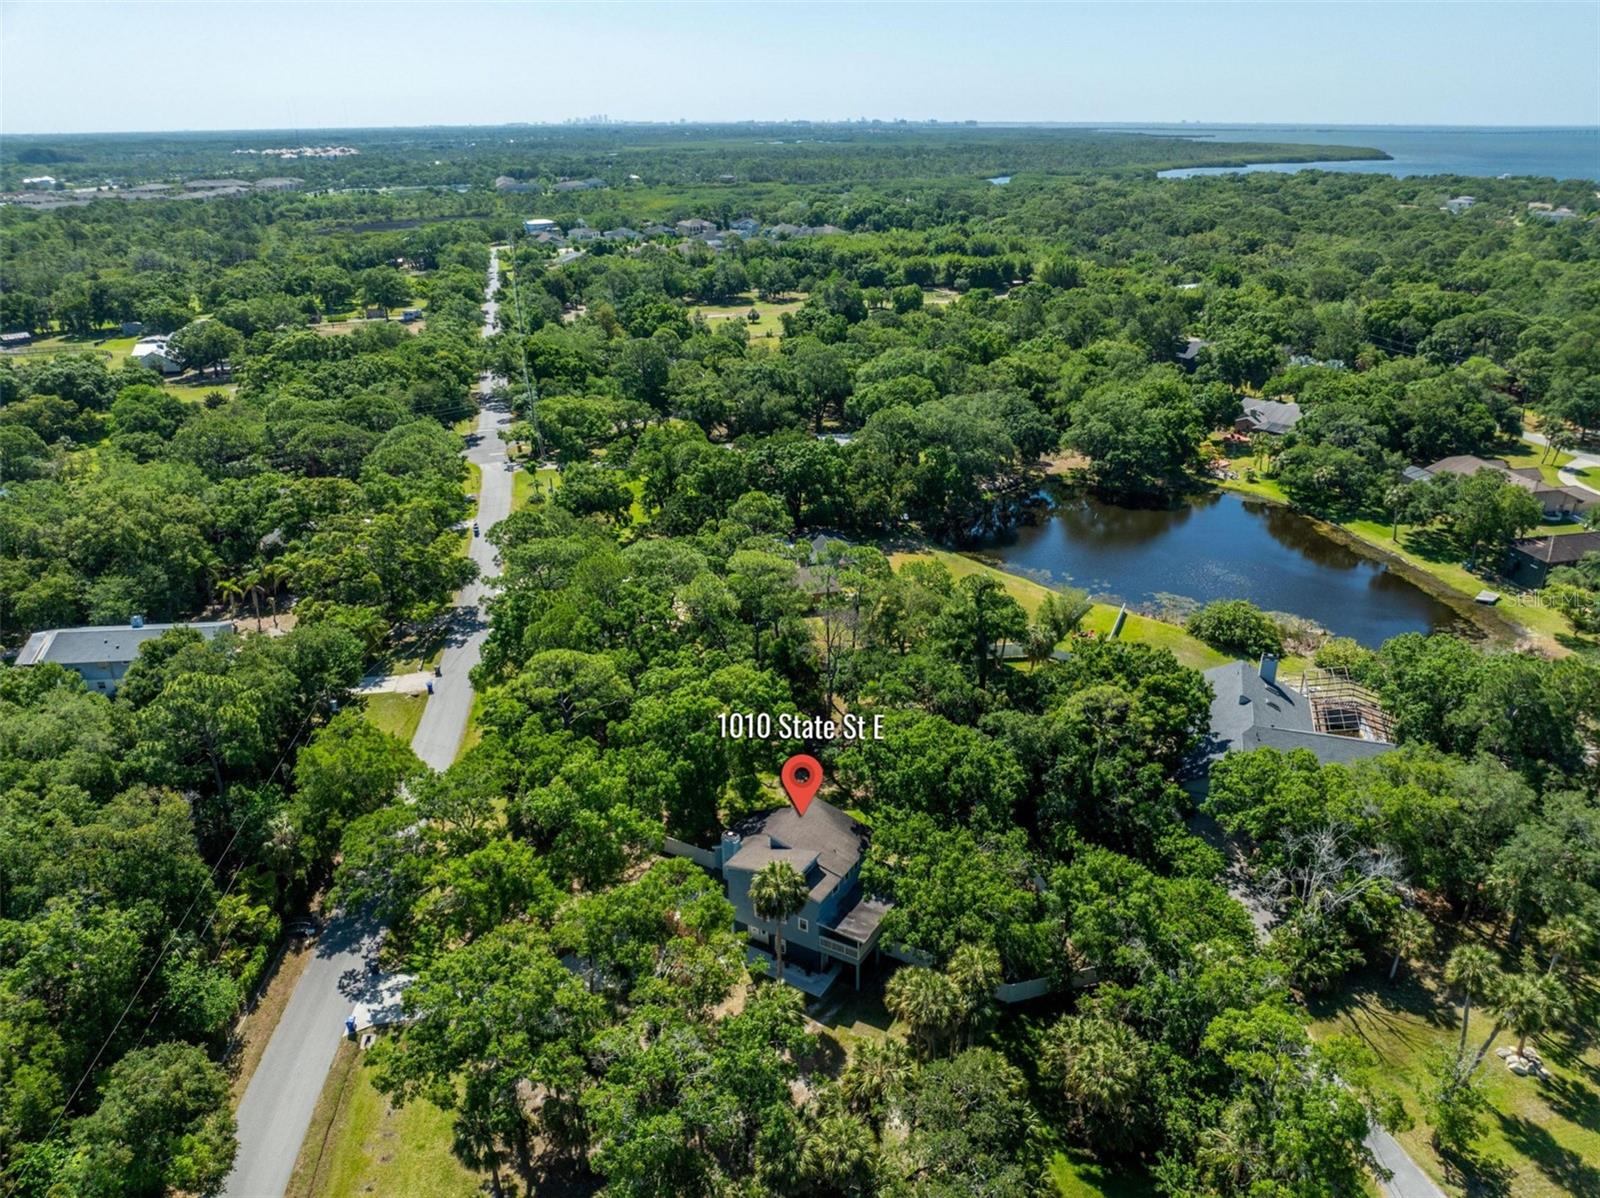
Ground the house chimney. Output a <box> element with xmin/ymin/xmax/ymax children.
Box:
<box><xmin>130</xmin><ymin>615</ymin><xmax>145</xmax><ymax>629</ymax></box>
<box><xmin>1258</xmin><ymin>653</ymin><xmax>1278</xmax><ymax>685</ymax></box>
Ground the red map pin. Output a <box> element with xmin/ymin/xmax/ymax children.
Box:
<box><xmin>780</xmin><ymin>754</ymin><xmax>823</xmax><ymax>816</ymax></box>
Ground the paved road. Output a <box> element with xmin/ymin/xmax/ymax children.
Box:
<box><xmin>223</xmin><ymin>246</ymin><xmax>509</xmax><ymax>1198</ymax></box>
<box><xmin>1521</xmin><ymin>430</ymin><xmax>1600</xmax><ymax>497</ymax></box>
<box><xmin>409</xmin><ymin>384</ymin><xmax>512</xmax><ymax>768</ymax></box>
<box><xmin>225</xmin><ymin>916</ymin><xmax>382</xmax><ymax>1197</ymax></box>
<box><xmin>1367</xmin><ymin>1121</ymin><xmax>1447</xmax><ymax>1198</ymax></box>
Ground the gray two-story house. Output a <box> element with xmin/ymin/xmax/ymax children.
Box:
<box><xmin>694</xmin><ymin>798</ymin><xmax>889</xmax><ymax>993</ymax></box>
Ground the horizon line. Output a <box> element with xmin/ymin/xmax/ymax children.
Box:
<box><xmin>6</xmin><ymin>119</ymin><xmax>1599</xmax><ymax>140</ymax></box>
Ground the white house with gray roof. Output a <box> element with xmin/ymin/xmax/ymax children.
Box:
<box><xmin>16</xmin><ymin>618</ymin><xmax>235</xmax><ymax>695</ymax></box>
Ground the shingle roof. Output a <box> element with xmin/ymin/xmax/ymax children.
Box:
<box><xmin>17</xmin><ymin>621</ymin><xmax>234</xmax><ymax>667</ymax></box>
<box><xmin>1240</xmin><ymin>399</ymin><xmax>1302</xmax><ymax>435</ymax></box>
<box><xmin>1424</xmin><ymin>456</ymin><xmax>1591</xmax><ymax>504</ymax></box>
<box><xmin>1202</xmin><ymin>661</ymin><xmax>1394</xmax><ymax>767</ymax></box>
<box><xmin>727</xmin><ymin>798</ymin><xmax>866</xmax><ymax>899</ymax></box>
<box><xmin>1511</xmin><ymin>531</ymin><xmax>1600</xmax><ymax>566</ymax></box>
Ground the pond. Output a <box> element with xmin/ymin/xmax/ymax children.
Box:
<box><xmin>977</xmin><ymin>487</ymin><xmax>1461</xmax><ymax>647</ymax></box>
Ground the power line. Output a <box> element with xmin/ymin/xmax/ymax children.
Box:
<box><xmin>500</xmin><ymin>236</ymin><xmax>546</xmax><ymax>461</ymax></box>
<box><xmin>41</xmin><ymin>686</ymin><xmax>331</xmax><ymax>1142</ymax></box>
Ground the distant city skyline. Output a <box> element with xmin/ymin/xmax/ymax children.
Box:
<box><xmin>2</xmin><ymin>1</ymin><xmax>1597</xmax><ymax>135</ymax></box>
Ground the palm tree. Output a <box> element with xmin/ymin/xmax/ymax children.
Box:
<box><xmin>218</xmin><ymin>576</ymin><xmax>247</xmax><ymax>620</ymax></box>
<box><xmin>1040</xmin><ymin>1014</ymin><xmax>1148</xmax><ymax>1142</ymax></box>
<box><xmin>837</xmin><ymin>1039</ymin><xmax>911</xmax><ymax>1133</ymax></box>
<box><xmin>241</xmin><ymin>569</ymin><xmax>263</xmax><ymax>626</ymax></box>
<box><xmin>1445</xmin><ymin>944</ymin><xmax>1502</xmax><ymax>1057</ymax></box>
<box><xmin>884</xmin><ymin>965</ymin><xmax>959</xmax><ymax>1058</ymax></box>
<box><xmin>1546</xmin><ymin>425</ymin><xmax>1575</xmax><ymax>465</ymax></box>
<box><xmin>1496</xmin><ymin>971</ymin><xmax>1570</xmax><ymax>1057</ymax></box>
<box><xmin>1384</xmin><ymin>483</ymin><xmax>1414</xmax><ymax>541</ymax></box>
<box><xmin>748</xmin><ymin>860</ymin><xmax>808</xmax><ymax>982</ymax></box>
<box><xmin>257</xmin><ymin>562</ymin><xmax>290</xmax><ymax>629</ymax></box>
<box><xmin>1539</xmin><ymin>914</ymin><xmax>1593</xmax><ymax>978</ymax></box>
<box><xmin>1250</xmin><ymin>432</ymin><xmax>1269</xmax><ymax>472</ymax></box>
<box><xmin>1388</xmin><ymin>908</ymin><xmax>1434</xmax><ymax>981</ymax></box>
<box><xmin>946</xmin><ymin>943</ymin><xmax>1001</xmax><ymax>1045</ymax></box>
<box><xmin>1024</xmin><ymin>622</ymin><xmax>1057</xmax><ymax>672</ymax></box>
<box><xmin>798</xmin><ymin>1113</ymin><xmax>876</xmax><ymax>1192</ymax></box>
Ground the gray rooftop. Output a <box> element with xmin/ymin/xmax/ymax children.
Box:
<box><xmin>726</xmin><ymin>798</ymin><xmax>866</xmax><ymax>901</ymax></box>
<box><xmin>17</xmin><ymin>620</ymin><xmax>234</xmax><ymax>667</ymax></box>
<box><xmin>830</xmin><ymin>897</ymin><xmax>890</xmax><ymax>943</ymax></box>
<box><xmin>1202</xmin><ymin>660</ymin><xmax>1395</xmax><ymax>767</ymax></box>
<box><xmin>1511</xmin><ymin>531</ymin><xmax>1600</xmax><ymax>566</ymax></box>
<box><xmin>1240</xmin><ymin>399</ymin><xmax>1302</xmax><ymax>435</ymax></box>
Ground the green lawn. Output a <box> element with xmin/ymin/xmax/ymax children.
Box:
<box><xmin>694</xmin><ymin>292</ymin><xmax>805</xmax><ymax>348</ymax></box>
<box><xmin>287</xmin><ymin>1040</ymin><xmax>483</xmax><ymax>1198</ymax></box>
<box><xmin>1219</xmin><ymin>469</ymin><xmax>1292</xmax><ymax>505</ymax></box>
<box><xmin>1214</xmin><ymin>475</ymin><xmax>1586</xmax><ymax>652</ymax></box>
<box><xmin>459</xmin><ymin>462</ymin><xmax>483</xmax><ymax>551</ymax></box>
<box><xmin>9</xmin><ymin>330</ymin><xmax>135</xmax><ymax>357</ymax></box>
<box><xmin>625</xmin><ymin>475</ymin><xmax>649</xmax><ymax>524</ymax></box>
<box><xmin>1050</xmin><ymin>1150</ymin><xmax>1158</xmax><ymax>1198</ymax></box>
<box><xmin>1309</xmin><ymin>966</ymin><xmax>1600</xmax><ymax>1198</ymax></box>
<box><xmin>455</xmin><ymin>691</ymin><xmax>485</xmax><ymax>763</ymax></box>
<box><xmin>1501</xmin><ymin>440</ymin><xmax>1600</xmax><ymax>489</ymax></box>
<box><xmin>1340</xmin><ymin>515</ymin><xmax>1579</xmax><ymax>646</ymax></box>
<box><xmin>888</xmin><ymin>544</ymin><xmax>1228</xmax><ymax>670</ymax></box>
<box><xmin>512</xmin><ymin>464</ymin><xmax>560</xmax><ymax>511</ymax></box>
<box><xmin>362</xmin><ymin>693</ymin><xmax>426</xmax><ymax>744</ymax></box>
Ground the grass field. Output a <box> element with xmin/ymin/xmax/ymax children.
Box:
<box><xmin>512</xmin><ymin>464</ymin><xmax>561</xmax><ymax>511</ymax></box>
<box><xmin>286</xmin><ymin>1040</ymin><xmax>483</xmax><ymax>1198</ymax></box>
<box><xmin>1049</xmin><ymin>1151</ymin><xmax>1158</xmax><ymax>1198</ymax></box>
<box><xmin>694</xmin><ymin>292</ymin><xmax>806</xmax><ymax>347</ymax></box>
<box><xmin>1500</xmin><ymin>441</ymin><xmax>1600</xmax><ymax>489</ymax></box>
<box><xmin>888</xmin><ymin>544</ymin><xmax>1229</xmax><ymax>670</ymax></box>
<box><xmin>1309</xmin><ymin>963</ymin><xmax>1600</xmax><ymax>1198</ymax></box>
<box><xmin>362</xmin><ymin>693</ymin><xmax>426</xmax><ymax>743</ymax></box>
<box><xmin>6</xmin><ymin>331</ymin><xmax>138</xmax><ymax>363</ymax></box>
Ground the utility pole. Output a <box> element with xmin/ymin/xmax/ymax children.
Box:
<box><xmin>503</xmin><ymin>229</ymin><xmax>546</xmax><ymax>463</ymax></box>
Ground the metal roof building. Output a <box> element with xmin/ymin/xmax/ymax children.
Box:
<box><xmin>17</xmin><ymin>619</ymin><xmax>235</xmax><ymax>694</ymax></box>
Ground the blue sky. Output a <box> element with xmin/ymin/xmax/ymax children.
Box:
<box><xmin>3</xmin><ymin>2</ymin><xmax>1596</xmax><ymax>134</ymax></box>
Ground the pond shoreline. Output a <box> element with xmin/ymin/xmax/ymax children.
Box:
<box><xmin>976</xmin><ymin>477</ymin><xmax>1465</xmax><ymax>647</ymax></box>
<box><xmin>1212</xmin><ymin>481</ymin><xmax>1533</xmax><ymax>646</ymax></box>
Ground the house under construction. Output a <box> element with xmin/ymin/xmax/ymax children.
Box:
<box><xmin>1195</xmin><ymin>656</ymin><xmax>1397</xmax><ymax>784</ymax></box>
